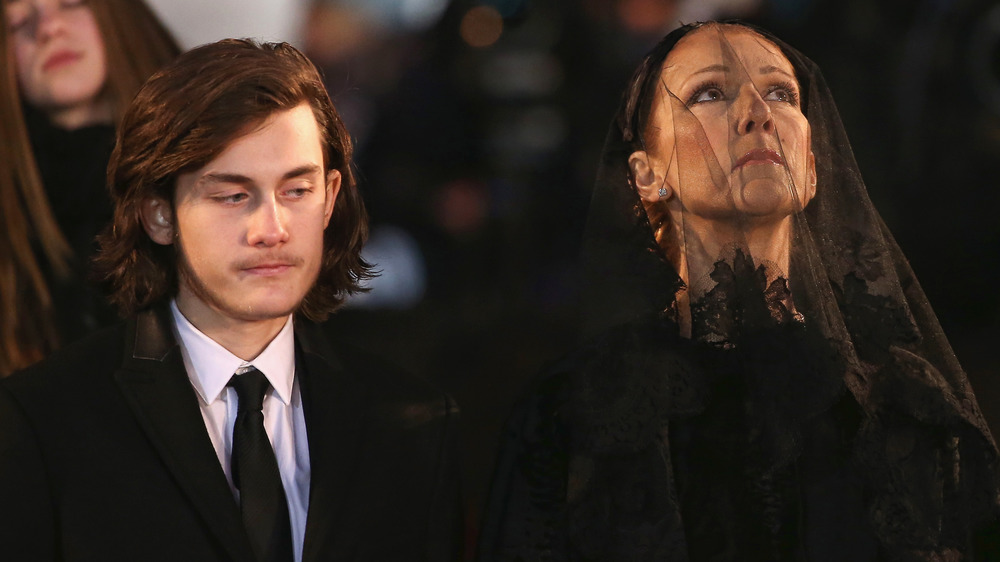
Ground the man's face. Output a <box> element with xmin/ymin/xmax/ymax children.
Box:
<box><xmin>145</xmin><ymin>103</ymin><xmax>338</xmax><ymax>328</ymax></box>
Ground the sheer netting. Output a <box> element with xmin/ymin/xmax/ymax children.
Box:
<box><xmin>480</xmin><ymin>22</ymin><xmax>1000</xmax><ymax>561</ymax></box>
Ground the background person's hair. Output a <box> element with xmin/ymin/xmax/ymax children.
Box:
<box><xmin>0</xmin><ymin>0</ymin><xmax>179</xmax><ymax>375</ymax></box>
<box><xmin>95</xmin><ymin>39</ymin><xmax>372</xmax><ymax>321</ymax></box>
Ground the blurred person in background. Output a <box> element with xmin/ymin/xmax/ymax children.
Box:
<box><xmin>0</xmin><ymin>0</ymin><xmax>179</xmax><ymax>375</ymax></box>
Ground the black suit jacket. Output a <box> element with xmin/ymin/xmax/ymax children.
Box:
<box><xmin>0</xmin><ymin>305</ymin><xmax>462</xmax><ymax>561</ymax></box>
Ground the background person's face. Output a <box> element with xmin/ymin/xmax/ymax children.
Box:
<box><xmin>169</xmin><ymin>103</ymin><xmax>338</xmax><ymax>327</ymax></box>
<box><xmin>6</xmin><ymin>0</ymin><xmax>110</xmax><ymax>127</ymax></box>
<box><xmin>643</xmin><ymin>25</ymin><xmax>815</xmax><ymax>221</ymax></box>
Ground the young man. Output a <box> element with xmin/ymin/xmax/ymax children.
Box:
<box><xmin>0</xmin><ymin>39</ymin><xmax>461</xmax><ymax>561</ymax></box>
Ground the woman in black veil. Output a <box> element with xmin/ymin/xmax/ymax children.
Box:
<box><xmin>479</xmin><ymin>21</ymin><xmax>1000</xmax><ymax>560</ymax></box>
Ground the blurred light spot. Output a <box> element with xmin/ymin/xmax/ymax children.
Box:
<box><xmin>460</xmin><ymin>5</ymin><xmax>504</xmax><ymax>48</ymax></box>
<box><xmin>484</xmin><ymin>0</ymin><xmax>525</xmax><ymax>18</ymax></box>
<box><xmin>510</xmin><ymin>106</ymin><xmax>566</xmax><ymax>152</ymax></box>
<box><xmin>482</xmin><ymin>52</ymin><xmax>563</xmax><ymax>97</ymax></box>
<box><xmin>348</xmin><ymin>225</ymin><xmax>427</xmax><ymax>309</ymax></box>
<box><xmin>434</xmin><ymin>179</ymin><xmax>491</xmax><ymax>236</ymax></box>
<box><xmin>333</xmin><ymin>0</ymin><xmax>448</xmax><ymax>31</ymax></box>
<box><xmin>398</xmin><ymin>0</ymin><xmax>449</xmax><ymax>30</ymax></box>
<box><xmin>617</xmin><ymin>0</ymin><xmax>677</xmax><ymax>35</ymax></box>
<box><xmin>487</xmin><ymin>106</ymin><xmax>567</xmax><ymax>170</ymax></box>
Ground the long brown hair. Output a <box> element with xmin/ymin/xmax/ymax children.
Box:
<box><xmin>0</xmin><ymin>0</ymin><xmax>179</xmax><ymax>375</ymax></box>
<box><xmin>95</xmin><ymin>39</ymin><xmax>373</xmax><ymax>321</ymax></box>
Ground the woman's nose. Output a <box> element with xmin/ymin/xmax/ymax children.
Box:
<box><xmin>734</xmin><ymin>83</ymin><xmax>774</xmax><ymax>135</ymax></box>
<box><xmin>32</xmin><ymin>0</ymin><xmax>70</xmax><ymax>41</ymax></box>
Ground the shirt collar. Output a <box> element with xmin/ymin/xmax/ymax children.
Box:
<box><xmin>170</xmin><ymin>300</ymin><xmax>296</xmax><ymax>406</ymax></box>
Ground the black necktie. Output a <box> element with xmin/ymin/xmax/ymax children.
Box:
<box><xmin>228</xmin><ymin>367</ymin><xmax>293</xmax><ymax>562</ymax></box>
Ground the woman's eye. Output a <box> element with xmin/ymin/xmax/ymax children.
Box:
<box><xmin>766</xmin><ymin>89</ymin><xmax>789</xmax><ymax>102</ymax></box>
<box><xmin>764</xmin><ymin>85</ymin><xmax>799</xmax><ymax>106</ymax></box>
<box><xmin>4</xmin><ymin>6</ymin><xmax>30</xmax><ymax>31</ymax></box>
<box><xmin>692</xmin><ymin>87</ymin><xmax>724</xmax><ymax>104</ymax></box>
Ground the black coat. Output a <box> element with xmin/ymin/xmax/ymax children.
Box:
<box><xmin>0</xmin><ymin>305</ymin><xmax>463</xmax><ymax>561</ymax></box>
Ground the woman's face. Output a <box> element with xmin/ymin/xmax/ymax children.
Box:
<box><xmin>632</xmin><ymin>24</ymin><xmax>816</xmax><ymax>221</ymax></box>
<box><xmin>5</xmin><ymin>0</ymin><xmax>110</xmax><ymax>128</ymax></box>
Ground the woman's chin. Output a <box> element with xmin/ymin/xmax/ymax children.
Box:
<box><xmin>735</xmin><ymin>177</ymin><xmax>797</xmax><ymax>218</ymax></box>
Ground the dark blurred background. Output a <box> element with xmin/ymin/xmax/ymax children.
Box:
<box><xmin>151</xmin><ymin>0</ymin><xmax>1000</xmax><ymax>555</ymax></box>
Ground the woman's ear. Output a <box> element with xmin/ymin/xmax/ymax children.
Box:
<box><xmin>629</xmin><ymin>150</ymin><xmax>670</xmax><ymax>202</ymax></box>
<box><xmin>803</xmin><ymin>150</ymin><xmax>817</xmax><ymax>207</ymax></box>
<box><xmin>139</xmin><ymin>197</ymin><xmax>175</xmax><ymax>245</ymax></box>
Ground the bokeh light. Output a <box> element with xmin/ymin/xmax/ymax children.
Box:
<box><xmin>460</xmin><ymin>5</ymin><xmax>504</xmax><ymax>48</ymax></box>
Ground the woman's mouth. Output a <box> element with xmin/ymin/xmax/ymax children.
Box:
<box><xmin>733</xmin><ymin>148</ymin><xmax>784</xmax><ymax>169</ymax></box>
<box><xmin>42</xmin><ymin>50</ymin><xmax>82</xmax><ymax>72</ymax></box>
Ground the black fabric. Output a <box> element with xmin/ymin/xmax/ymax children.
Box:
<box><xmin>228</xmin><ymin>368</ymin><xmax>293</xmax><ymax>562</ymax></box>
<box><xmin>23</xmin><ymin>105</ymin><xmax>118</xmax><ymax>344</ymax></box>
<box><xmin>480</xmin><ymin>21</ymin><xmax>1000</xmax><ymax>561</ymax></box>
<box><xmin>0</xmin><ymin>304</ymin><xmax>464</xmax><ymax>561</ymax></box>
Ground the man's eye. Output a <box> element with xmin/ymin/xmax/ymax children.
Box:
<box><xmin>213</xmin><ymin>193</ymin><xmax>248</xmax><ymax>204</ymax></box>
<box><xmin>285</xmin><ymin>186</ymin><xmax>312</xmax><ymax>198</ymax></box>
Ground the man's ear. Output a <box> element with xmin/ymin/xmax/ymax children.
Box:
<box><xmin>629</xmin><ymin>150</ymin><xmax>670</xmax><ymax>202</ymax></box>
<box><xmin>139</xmin><ymin>197</ymin><xmax>175</xmax><ymax>245</ymax></box>
<box><xmin>323</xmin><ymin>169</ymin><xmax>342</xmax><ymax>228</ymax></box>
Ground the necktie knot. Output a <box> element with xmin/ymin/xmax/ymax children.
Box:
<box><xmin>228</xmin><ymin>367</ymin><xmax>269</xmax><ymax>413</ymax></box>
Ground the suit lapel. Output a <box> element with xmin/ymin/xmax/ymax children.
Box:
<box><xmin>296</xmin><ymin>320</ymin><xmax>370</xmax><ymax>561</ymax></box>
<box><xmin>113</xmin><ymin>306</ymin><xmax>254</xmax><ymax>561</ymax></box>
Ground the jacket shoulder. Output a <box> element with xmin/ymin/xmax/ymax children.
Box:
<box><xmin>335</xmin><ymin>340</ymin><xmax>448</xmax><ymax>401</ymax></box>
<box><xmin>296</xmin><ymin>318</ymin><xmax>457</xmax><ymax>416</ymax></box>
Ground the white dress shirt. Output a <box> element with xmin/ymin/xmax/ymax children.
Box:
<box><xmin>170</xmin><ymin>301</ymin><xmax>310</xmax><ymax>561</ymax></box>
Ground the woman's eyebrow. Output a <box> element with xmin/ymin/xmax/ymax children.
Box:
<box><xmin>759</xmin><ymin>65</ymin><xmax>796</xmax><ymax>81</ymax></box>
<box><xmin>692</xmin><ymin>64</ymin><xmax>728</xmax><ymax>76</ymax></box>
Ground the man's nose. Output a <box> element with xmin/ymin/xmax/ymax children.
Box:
<box><xmin>247</xmin><ymin>197</ymin><xmax>289</xmax><ymax>247</ymax></box>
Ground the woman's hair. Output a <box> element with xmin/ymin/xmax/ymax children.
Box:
<box><xmin>619</xmin><ymin>23</ymin><xmax>703</xmax><ymax>266</ymax></box>
<box><xmin>0</xmin><ymin>0</ymin><xmax>180</xmax><ymax>375</ymax></box>
<box><xmin>94</xmin><ymin>39</ymin><xmax>373</xmax><ymax>321</ymax></box>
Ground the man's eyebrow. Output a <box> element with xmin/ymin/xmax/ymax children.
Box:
<box><xmin>201</xmin><ymin>172</ymin><xmax>253</xmax><ymax>186</ymax></box>
<box><xmin>282</xmin><ymin>164</ymin><xmax>323</xmax><ymax>180</ymax></box>
<box><xmin>200</xmin><ymin>164</ymin><xmax>323</xmax><ymax>186</ymax></box>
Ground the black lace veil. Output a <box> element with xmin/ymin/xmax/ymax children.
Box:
<box><xmin>481</xmin><ymin>21</ymin><xmax>1000</xmax><ymax>560</ymax></box>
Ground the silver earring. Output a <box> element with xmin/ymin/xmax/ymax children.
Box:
<box><xmin>658</xmin><ymin>187</ymin><xmax>668</xmax><ymax>198</ymax></box>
